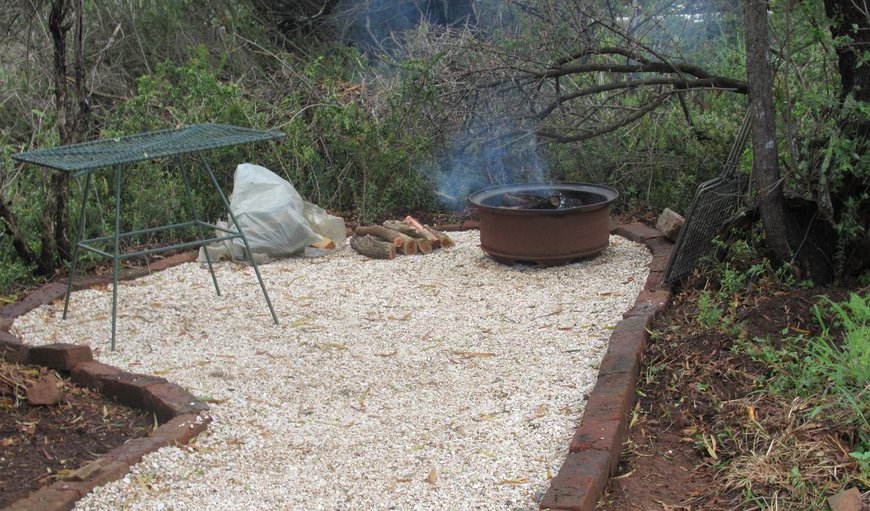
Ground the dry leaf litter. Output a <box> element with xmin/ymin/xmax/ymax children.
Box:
<box><xmin>12</xmin><ymin>231</ymin><xmax>650</xmax><ymax>510</ymax></box>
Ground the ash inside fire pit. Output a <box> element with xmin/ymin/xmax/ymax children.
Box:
<box><xmin>469</xmin><ymin>182</ymin><xmax>618</xmax><ymax>266</ymax></box>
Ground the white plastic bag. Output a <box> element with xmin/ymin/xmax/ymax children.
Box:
<box><xmin>304</xmin><ymin>202</ymin><xmax>346</xmax><ymax>249</ymax></box>
<box><xmin>198</xmin><ymin>163</ymin><xmax>345</xmax><ymax>263</ymax></box>
<box><xmin>229</xmin><ymin>163</ymin><xmax>319</xmax><ymax>258</ymax></box>
<box><xmin>198</xmin><ymin>220</ymin><xmax>244</xmax><ymax>262</ymax></box>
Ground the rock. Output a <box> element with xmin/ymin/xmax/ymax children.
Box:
<box><xmin>827</xmin><ymin>488</ymin><xmax>863</xmax><ymax>511</ymax></box>
<box><xmin>26</xmin><ymin>374</ymin><xmax>65</xmax><ymax>406</ymax></box>
<box><xmin>656</xmin><ymin>208</ymin><xmax>685</xmax><ymax>241</ymax></box>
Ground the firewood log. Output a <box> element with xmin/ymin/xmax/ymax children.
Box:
<box><xmin>500</xmin><ymin>192</ymin><xmax>525</xmax><ymax>208</ymax></box>
<box><xmin>424</xmin><ymin>226</ymin><xmax>455</xmax><ymax>249</ymax></box>
<box><xmin>382</xmin><ymin>220</ymin><xmax>433</xmax><ymax>253</ymax></box>
<box><xmin>395</xmin><ymin>234</ymin><xmax>418</xmax><ymax>255</ymax></box>
<box><xmin>414</xmin><ymin>237</ymin><xmax>433</xmax><ymax>254</ymax></box>
<box><xmin>383</xmin><ymin>220</ymin><xmax>424</xmax><ymax>238</ymax></box>
<box><xmin>356</xmin><ymin>225</ymin><xmax>417</xmax><ymax>255</ymax></box>
<box><xmin>310</xmin><ymin>237</ymin><xmax>336</xmax><ymax>250</ymax></box>
<box><xmin>356</xmin><ymin>225</ymin><xmax>401</xmax><ymax>246</ymax></box>
<box><xmin>353</xmin><ymin>225</ymin><xmax>402</xmax><ymax>247</ymax></box>
<box><xmin>403</xmin><ymin>216</ymin><xmax>438</xmax><ymax>242</ymax></box>
<box><xmin>350</xmin><ymin>234</ymin><xmax>396</xmax><ymax>260</ymax></box>
<box><xmin>403</xmin><ymin>215</ymin><xmax>441</xmax><ymax>247</ymax></box>
<box><xmin>501</xmin><ymin>192</ymin><xmax>560</xmax><ymax>209</ymax></box>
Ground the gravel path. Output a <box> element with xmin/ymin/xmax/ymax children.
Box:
<box><xmin>13</xmin><ymin>231</ymin><xmax>650</xmax><ymax>510</ymax></box>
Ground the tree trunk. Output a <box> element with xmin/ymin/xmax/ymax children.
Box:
<box><xmin>743</xmin><ymin>0</ymin><xmax>836</xmax><ymax>282</ymax></box>
<box><xmin>0</xmin><ymin>201</ymin><xmax>40</xmax><ymax>267</ymax></box>
<box><xmin>743</xmin><ymin>0</ymin><xmax>795</xmax><ymax>260</ymax></box>
<box><xmin>823</xmin><ymin>0</ymin><xmax>870</xmax><ymax>110</ymax></box>
<box><xmin>822</xmin><ymin>0</ymin><xmax>870</xmax><ymax>277</ymax></box>
<box><xmin>40</xmin><ymin>0</ymin><xmax>69</xmax><ymax>274</ymax></box>
<box><xmin>35</xmin><ymin>0</ymin><xmax>88</xmax><ymax>274</ymax></box>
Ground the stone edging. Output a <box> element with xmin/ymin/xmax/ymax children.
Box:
<box><xmin>0</xmin><ymin>252</ymin><xmax>211</xmax><ymax>511</ymax></box>
<box><xmin>539</xmin><ymin>221</ymin><xmax>674</xmax><ymax>511</ymax></box>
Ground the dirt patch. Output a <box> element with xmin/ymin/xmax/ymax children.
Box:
<box><xmin>599</xmin><ymin>286</ymin><xmax>861</xmax><ymax>510</ymax></box>
<box><xmin>0</xmin><ymin>360</ymin><xmax>153</xmax><ymax>507</ymax></box>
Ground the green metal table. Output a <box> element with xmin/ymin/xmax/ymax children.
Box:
<box><xmin>12</xmin><ymin>124</ymin><xmax>283</xmax><ymax>350</ymax></box>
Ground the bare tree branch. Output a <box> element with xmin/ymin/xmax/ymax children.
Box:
<box><xmin>539</xmin><ymin>59</ymin><xmax>744</xmax><ymax>90</ymax></box>
<box><xmin>534</xmin><ymin>76</ymin><xmax>746</xmax><ymax>119</ymax></box>
<box><xmin>536</xmin><ymin>91</ymin><xmax>672</xmax><ymax>143</ymax></box>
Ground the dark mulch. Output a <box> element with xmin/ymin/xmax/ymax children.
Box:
<box><xmin>0</xmin><ymin>361</ymin><xmax>153</xmax><ymax>507</ymax></box>
<box><xmin>599</xmin><ymin>285</ymin><xmax>858</xmax><ymax>510</ymax></box>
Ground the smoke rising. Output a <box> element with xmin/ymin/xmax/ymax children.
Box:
<box><xmin>334</xmin><ymin>0</ymin><xmax>477</xmax><ymax>52</ymax></box>
<box><xmin>332</xmin><ymin>0</ymin><xmax>552</xmax><ymax>210</ymax></box>
<box><xmin>430</xmin><ymin>121</ymin><xmax>550</xmax><ymax>210</ymax></box>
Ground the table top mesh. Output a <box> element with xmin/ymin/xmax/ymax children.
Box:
<box><xmin>11</xmin><ymin>124</ymin><xmax>284</xmax><ymax>173</ymax></box>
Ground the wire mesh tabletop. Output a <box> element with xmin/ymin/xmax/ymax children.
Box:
<box><xmin>12</xmin><ymin>124</ymin><xmax>283</xmax><ymax>176</ymax></box>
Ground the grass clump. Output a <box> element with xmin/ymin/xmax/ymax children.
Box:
<box><xmin>740</xmin><ymin>293</ymin><xmax>869</xmax><ymax>448</ymax></box>
<box><xmin>727</xmin><ymin>292</ymin><xmax>870</xmax><ymax>507</ymax></box>
<box><xmin>678</xmin><ymin>230</ymin><xmax>868</xmax><ymax>508</ymax></box>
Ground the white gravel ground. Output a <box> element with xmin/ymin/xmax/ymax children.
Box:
<box><xmin>13</xmin><ymin>230</ymin><xmax>650</xmax><ymax>511</ymax></box>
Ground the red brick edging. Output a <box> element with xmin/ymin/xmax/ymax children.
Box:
<box><xmin>0</xmin><ymin>227</ymin><xmax>668</xmax><ymax>511</ymax></box>
<box><xmin>376</xmin><ymin>219</ymin><xmax>670</xmax><ymax>510</ymax></box>
<box><xmin>539</xmin><ymin>222</ymin><xmax>674</xmax><ymax>511</ymax></box>
<box><xmin>0</xmin><ymin>253</ymin><xmax>211</xmax><ymax>511</ymax></box>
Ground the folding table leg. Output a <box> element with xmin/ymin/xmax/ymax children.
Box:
<box><xmin>179</xmin><ymin>162</ymin><xmax>221</xmax><ymax>296</ymax></box>
<box><xmin>196</xmin><ymin>152</ymin><xmax>278</xmax><ymax>325</ymax></box>
<box><xmin>111</xmin><ymin>165</ymin><xmax>122</xmax><ymax>350</ymax></box>
<box><xmin>63</xmin><ymin>171</ymin><xmax>93</xmax><ymax>319</ymax></box>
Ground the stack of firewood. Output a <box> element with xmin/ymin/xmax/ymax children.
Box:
<box><xmin>350</xmin><ymin>216</ymin><xmax>455</xmax><ymax>260</ymax></box>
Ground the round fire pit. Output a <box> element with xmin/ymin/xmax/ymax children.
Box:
<box><xmin>468</xmin><ymin>182</ymin><xmax>618</xmax><ymax>266</ymax></box>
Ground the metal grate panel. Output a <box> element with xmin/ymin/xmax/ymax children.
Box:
<box><xmin>661</xmin><ymin>111</ymin><xmax>751</xmax><ymax>285</ymax></box>
<box><xmin>661</xmin><ymin>174</ymin><xmax>743</xmax><ymax>284</ymax></box>
<box><xmin>12</xmin><ymin>124</ymin><xmax>283</xmax><ymax>175</ymax></box>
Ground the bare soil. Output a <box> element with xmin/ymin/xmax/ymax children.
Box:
<box><xmin>598</xmin><ymin>286</ymin><xmax>860</xmax><ymax>510</ymax></box>
<box><xmin>0</xmin><ymin>361</ymin><xmax>153</xmax><ymax>507</ymax></box>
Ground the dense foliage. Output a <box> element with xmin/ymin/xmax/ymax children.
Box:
<box><xmin>0</xmin><ymin>0</ymin><xmax>867</xmax><ymax>293</ymax></box>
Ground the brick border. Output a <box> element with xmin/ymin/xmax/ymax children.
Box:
<box><xmin>540</xmin><ymin>222</ymin><xmax>673</xmax><ymax>511</ymax></box>
<box><xmin>0</xmin><ymin>227</ymin><xmax>669</xmax><ymax>511</ymax></box>
<box><xmin>0</xmin><ymin>252</ymin><xmax>210</xmax><ymax>511</ymax></box>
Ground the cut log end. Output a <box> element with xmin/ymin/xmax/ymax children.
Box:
<box><xmin>311</xmin><ymin>237</ymin><xmax>336</xmax><ymax>250</ymax></box>
<box><xmin>415</xmin><ymin>237</ymin><xmax>433</xmax><ymax>254</ymax></box>
<box><xmin>401</xmin><ymin>239</ymin><xmax>418</xmax><ymax>255</ymax></box>
<box><xmin>350</xmin><ymin>234</ymin><xmax>396</xmax><ymax>260</ymax></box>
<box><xmin>424</xmin><ymin>226</ymin><xmax>455</xmax><ymax>249</ymax></box>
